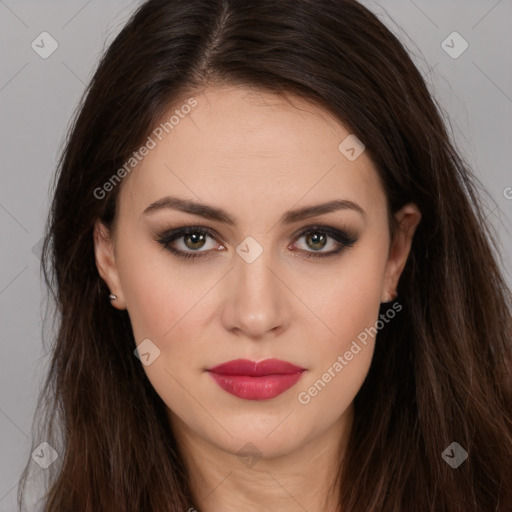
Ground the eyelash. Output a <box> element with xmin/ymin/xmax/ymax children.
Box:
<box><xmin>156</xmin><ymin>225</ymin><xmax>357</xmax><ymax>261</ymax></box>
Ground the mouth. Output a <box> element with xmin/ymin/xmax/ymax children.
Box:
<box><xmin>206</xmin><ymin>358</ymin><xmax>307</xmax><ymax>400</ymax></box>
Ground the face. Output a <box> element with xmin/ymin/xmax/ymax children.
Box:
<box><xmin>94</xmin><ymin>84</ymin><xmax>421</xmax><ymax>461</ymax></box>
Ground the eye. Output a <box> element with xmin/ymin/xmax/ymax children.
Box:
<box><xmin>290</xmin><ymin>225</ymin><xmax>357</xmax><ymax>258</ymax></box>
<box><xmin>157</xmin><ymin>226</ymin><xmax>223</xmax><ymax>260</ymax></box>
<box><xmin>156</xmin><ymin>224</ymin><xmax>357</xmax><ymax>261</ymax></box>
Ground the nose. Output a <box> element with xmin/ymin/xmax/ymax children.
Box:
<box><xmin>221</xmin><ymin>244</ymin><xmax>291</xmax><ymax>340</ymax></box>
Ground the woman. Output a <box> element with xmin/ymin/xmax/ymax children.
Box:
<box><xmin>17</xmin><ymin>0</ymin><xmax>512</xmax><ymax>510</ymax></box>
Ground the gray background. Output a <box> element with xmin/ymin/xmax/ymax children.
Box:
<box><xmin>1</xmin><ymin>0</ymin><xmax>511</xmax><ymax>510</ymax></box>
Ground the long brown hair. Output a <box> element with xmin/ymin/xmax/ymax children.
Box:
<box><xmin>17</xmin><ymin>0</ymin><xmax>512</xmax><ymax>510</ymax></box>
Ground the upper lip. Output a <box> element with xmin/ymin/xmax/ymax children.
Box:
<box><xmin>207</xmin><ymin>358</ymin><xmax>306</xmax><ymax>376</ymax></box>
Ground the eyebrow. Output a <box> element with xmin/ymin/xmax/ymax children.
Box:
<box><xmin>143</xmin><ymin>195</ymin><xmax>366</xmax><ymax>224</ymax></box>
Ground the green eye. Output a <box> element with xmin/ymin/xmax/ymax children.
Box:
<box><xmin>157</xmin><ymin>225</ymin><xmax>357</xmax><ymax>261</ymax></box>
<box><xmin>292</xmin><ymin>226</ymin><xmax>357</xmax><ymax>258</ymax></box>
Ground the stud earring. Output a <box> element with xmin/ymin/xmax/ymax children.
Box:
<box><xmin>109</xmin><ymin>293</ymin><xmax>118</xmax><ymax>301</ymax></box>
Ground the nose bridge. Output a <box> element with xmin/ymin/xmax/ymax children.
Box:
<box><xmin>222</xmin><ymin>236</ymin><xmax>288</xmax><ymax>337</ymax></box>
<box><xmin>236</xmin><ymin>241</ymin><xmax>275</xmax><ymax>296</ymax></box>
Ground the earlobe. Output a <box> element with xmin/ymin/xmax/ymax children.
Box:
<box><xmin>93</xmin><ymin>220</ymin><xmax>126</xmax><ymax>309</ymax></box>
<box><xmin>381</xmin><ymin>203</ymin><xmax>422</xmax><ymax>303</ymax></box>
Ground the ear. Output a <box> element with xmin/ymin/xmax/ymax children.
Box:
<box><xmin>93</xmin><ymin>220</ymin><xmax>126</xmax><ymax>310</ymax></box>
<box><xmin>381</xmin><ymin>203</ymin><xmax>422</xmax><ymax>302</ymax></box>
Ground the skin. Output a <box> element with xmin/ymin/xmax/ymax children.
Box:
<box><xmin>94</xmin><ymin>83</ymin><xmax>421</xmax><ymax>511</ymax></box>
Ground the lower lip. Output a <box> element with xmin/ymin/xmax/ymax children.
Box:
<box><xmin>208</xmin><ymin>372</ymin><xmax>305</xmax><ymax>400</ymax></box>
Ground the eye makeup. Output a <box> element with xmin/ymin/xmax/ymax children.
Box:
<box><xmin>155</xmin><ymin>224</ymin><xmax>358</xmax><ymax>261</ymax></box>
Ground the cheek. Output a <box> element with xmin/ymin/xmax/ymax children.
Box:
<box><xmin>315</xmin><ymin>240</ymin><xmax>388</xmax><ymax>348</ymax></box>
<box><xmin>295</xmin><ymin>240</ymin><xmax>388</xmax><ymax>409</ymax></box>
<box><xmin>118</xmin><ymin>249</ymin><xmax>206</xmax><ymax>418</ymax></box>
<box><xmin>117</xmin><ymin>243</ymin><xmax>211</xmax><ymax>397</ymax></box>
<box><xmin>295</xmin><ymin>283</ymin><xmax>382</xmax><ymax>426</ymax></box>
<box><xmin>117</xmin><ymin>241</ymin><xmax>201</xmax><ymax>342</ymax></box>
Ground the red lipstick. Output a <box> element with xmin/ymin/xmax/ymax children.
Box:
<box><xmin>207</xmin><ymin>358</ymin><xmax>306</xmax><ymax>400</ymax></box>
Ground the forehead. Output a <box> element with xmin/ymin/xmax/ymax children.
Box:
<box><xmin>119</xmin><ymin>84</ymin><xmax>386</xmax><ymax>226</ymax></box>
